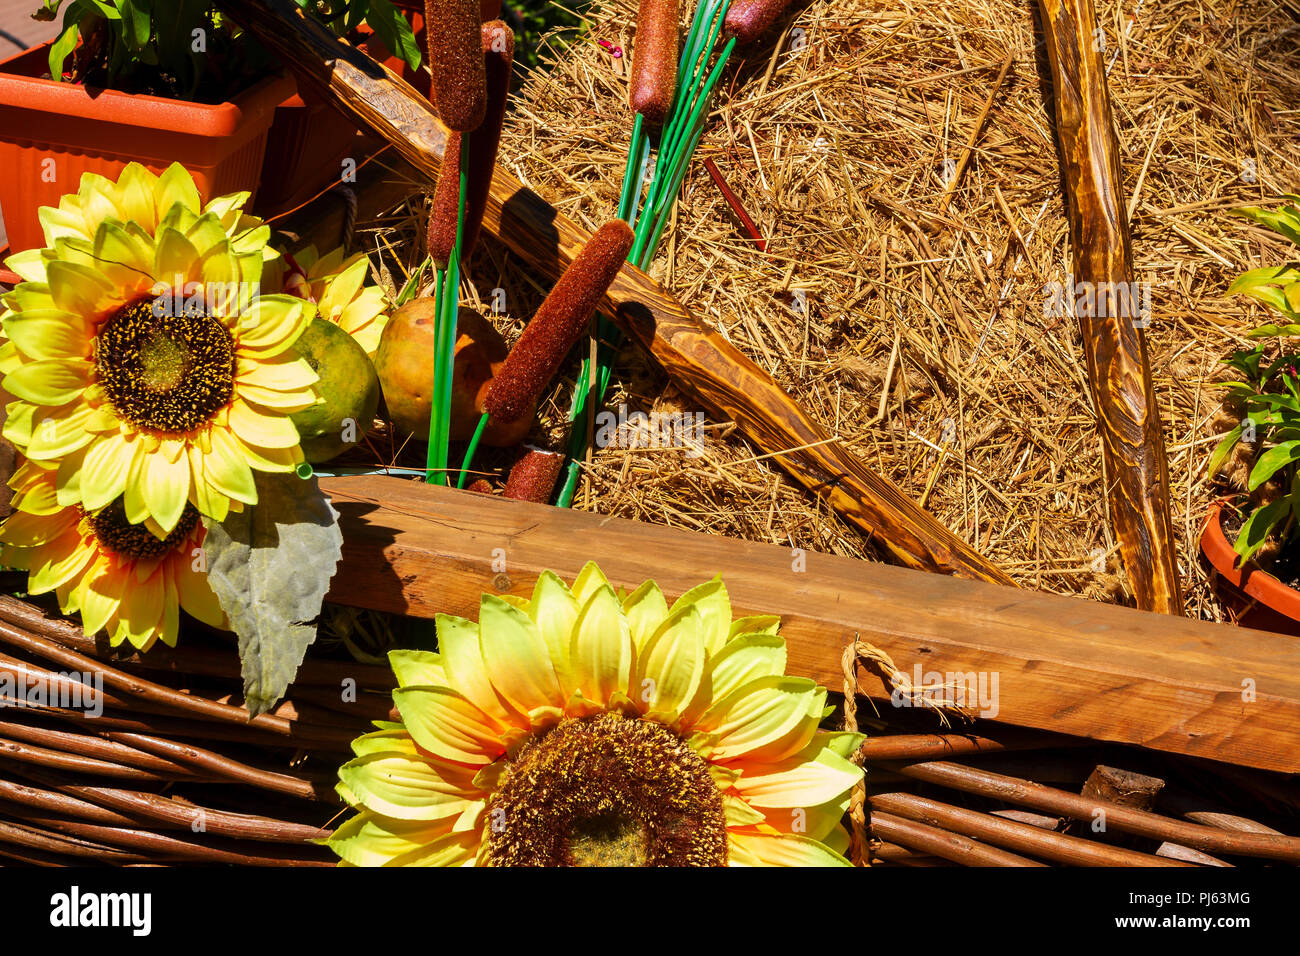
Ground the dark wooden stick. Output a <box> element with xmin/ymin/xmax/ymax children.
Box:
<box><xmin>0</xmin><ymin>818</ymin><xmax>148</xmax><ymax>864</ymax></box>
<box><xmin>854</xmin><ymin>728</ymin><xmax>1077</xmax><ymax>761</ymax></box>
<box><xmin>868</xmin><ymin>809</ymin><xmax>1047</xmax><ymax>866</ymax></box>
<box><xmin>0</xmin><ymin>594</ymin><xmax>394</xmax><ymax>690</ymax></box>
<box><xmin>1037</xmin><ymin>0</ymin><xmax>1181</xmax><ymax>614</ymax></box>
<box><xmin>0</xmin><ymin>780</ymin><xmax>147</xmax><ymax>828</ymax></box>
<box><xmin>0</xmin><ymin>812</ymin><xmax>330</xmax><ymax>866</ymax></box>
<box><xmin>870</xmin><ymin>792</ymin><xmax>1192</xmax><ymax>866</ymax></box>
<box><xmin>0</xmin><ymin>719</ymin><xmax>200</xmax><ymax>777</ymax></box>
<box><xmin>888</xmin><ymin>759</ymin><xmax>1300</xmax><ymax>862</ymax></box>
<box><xmin>210</xmin><ymin>0</ymin><xmax>1014</xmax><ymax>586</ymax></box>
<box><xmin>0</xmin><ymin>621</ymin><xmax>360</xmax><ymax>747</ymax></box>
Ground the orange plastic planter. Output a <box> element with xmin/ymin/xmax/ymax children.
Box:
<box><xmin>1200</xmin><ymin>499</ymin><xmax>1300</xmax><ymax>634</ymax></box>
<box><xmin>0</xmin><ymin>42</ymin><xmax>292</xmax><ymax>256</ymax></box>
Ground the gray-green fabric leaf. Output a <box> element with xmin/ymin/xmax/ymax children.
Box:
<box><xmin>203</xmin><ymin>472</ymin><xmax>343</xmax><ymax>717</ymax></box>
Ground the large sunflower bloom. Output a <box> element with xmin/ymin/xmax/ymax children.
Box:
<box><xmin>274</xmin><ymin>245</ymin><xmax>390</xmax><ymax>357</ymax></box>
<box><xmin>0</xmin><ymin>461</ymin><xmax>225</xmax><ymax>652</ymax></box>
<box><xmin>327</xmin><ymin>565</ymin><xmax>864</xmax><ymax>866</ymax></box>
<box><xmin>0</xmin><ymin>162</ymin><xmax>320</xmax><ymax>531</ymax></box>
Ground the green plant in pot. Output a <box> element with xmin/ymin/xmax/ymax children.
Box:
<box><xmin>39</xmin><ymin>0</ymin><xmax>275</xmax><ymax>101</ymax></box>
<box><xmin>1203</xmin><ymin>198</ymin><xmax>1300</xmax><ymax>628</ymax></box>
<box><xmin>0</xmin><ymin>1</ymin><xmax>290</xmax><ymax>258</ymax></box>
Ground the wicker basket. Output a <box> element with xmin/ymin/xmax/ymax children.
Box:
<box><xmin>3</xmin><ymin>590</ymin><xmax>1299</xmax><ymax>867</ymax></box>
<box><xmin>0</xmin><ymin>593</ymin><xmax>395</xmax><ymax>866</ymax></box>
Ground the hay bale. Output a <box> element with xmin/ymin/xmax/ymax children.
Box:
<box><xmin>478</xmin><ymin>0</ymin><xmax>1300</xmax><ymax>620</ymax></box>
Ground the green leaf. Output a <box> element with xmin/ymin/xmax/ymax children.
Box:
<box><xmin>119</xmin><ymin>0</ymin><xmax>151</xmax><ymax>49</ymax></box>
<box><xmin>1232</xmin><ymin>205</ymin><xmax>1300</xmax><ymax>246</ymax></box>
<box><xmin>1248</xmin><ymin>440</ymin><xmax>1300</xmax><ymax>491</ymax></box>
<box><xmin>202</xmin><ymin>471</ymin><xmax>343</xmax><ymax>716</ymax></box>
<box><xmin>48</xmin><ymin>0</ymin><xmax>91</xmax><ymax>81</ymax></box>
<box><xmin>1234</xmin><ymin>498</ymin><xmax>1290</xmax><ymax>561</ymax></box>
<box><xmin>395</xmin><ymin>256</ymin><xmax>429</xmax><ymax>306</ymax></box>
<box><xmin>367</xmin><ymin>0</ymin><xmax>423</xmax><ymax>71</ymax></box>
<box><xmin>1207</xmin><ymin>424</ymin><xmax>1243</xmax><ymax>477</ymax></box>
<box><xmin>1228</xmin><ymin>265</ymin><xmax>1300</xmax><ymax>296</ymax></box>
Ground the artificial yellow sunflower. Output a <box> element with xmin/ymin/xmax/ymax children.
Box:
<box><xmin>273</xmin><ymin>245</ymin><xmax>390</xmax><ymax>357</ymax></box>
<box><xmin>0</xmin><ymin>461</ymin><xmax>225</xmax><ymax>652</ymax></box>
<box><xmin>327</xmin><ymin>564</ymin><xmax>863</xmax><ymax>866</ymax></box>
<box><xmin>0</xmin><ymin>162</ymin><xmax>321</xmax><ymax>532</ymax></box>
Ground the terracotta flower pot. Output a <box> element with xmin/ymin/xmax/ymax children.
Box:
<box><xmin>256</xmin><ymin>83</ymin><xmax>363</xmax><ymax>214</ymax></box>
<box><xmin>1200</xmin><ymin>499</ymin><xmax>1300</xmax><ymax>635</ymax></box>
<box><xmin>0</xmin><ymin>42</ymin><xmax>292</xmax><ymax>257</ymax></box>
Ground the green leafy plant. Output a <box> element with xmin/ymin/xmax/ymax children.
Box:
<box><xmin>35</xmin><ymin>0</ymin><xmax>421</xmax><ymax>100</ymax></box>
<box><xmin>1209</xmin><ymin>198</ymin><xmax>1300</xmax><ymax>560</ymax></box>
<box><xmin>291</xmin><ymin>0</ymin><xmax>421</xmax><ymax>71</ymax></box>
<box><xmin>36</xmin><ymin>0</ymin><xmax>273</xmax><ymax>101</ymax></box>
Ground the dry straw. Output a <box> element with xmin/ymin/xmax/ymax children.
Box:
<box><xmin>488</xmin><ymin>0</ymin><xmax>1300</xmax><ymax>621</ymax></box>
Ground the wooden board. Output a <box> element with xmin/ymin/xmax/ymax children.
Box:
<box><xmin>320</xmin><ymin>475</ymin><xmax>1300</xmax><ymax>774</ymax></box>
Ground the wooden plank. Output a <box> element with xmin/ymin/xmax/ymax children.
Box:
<box><xmin>213</xmin><ymin>0</ymin><xmax>1016</xmax><ymax>586</ymax></box>
<box><xmin>1038</xmin><ymin>0</ymin><xmax>1182</xmax><ymax>614</ymax></box>
<box><xmin>319</xmin><ymin>475</ymin><xmax>1300</xmax><ymax>774</ymax></box>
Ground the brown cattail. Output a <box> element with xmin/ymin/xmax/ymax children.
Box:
<box><xmin>484</xmin><ymin>219</ymin><xmax>635</xmax><ymax>424</ymax></box>
<box><xmin>723</xmin><ymin>0</ymin><xmax>794</xmax><ymax>45</ymax></box>
<box><xmin>503</xmin><ymin>446</ymin><xmax>565</xmax><ymax>503</ymax></box>
<box><xmin>425</xmin><ymin>0</ymin><xmax>487</xmax><ymax>132</ymax></box>
<box><xmin>467</xmin><ymin>478</ymin><xmax>495</xmax><ymax>495</ymax></box>
<box><xmin>630</xmin><ymin>0</ymin><xmax>679</xmax><ymax>124</ymax></box>
<box><xmin>428</xmin><ymin>21</ymin><xmax>515</xmax><ymax>268</ymax></box>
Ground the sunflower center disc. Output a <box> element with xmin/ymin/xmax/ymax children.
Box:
<box><xmin>96</xmin><ymin>297</ymin><xmax>236</xmax><ymax>433</ymax></box>
<box><xmin>88</xmin><ymin>498</ymin><xmax>200</xmax><ymax>561</ymax></box>
<box><xmin>485</xmin><ymin>712</ymin><xmax>727</xmax><ymax>866</ymax></box>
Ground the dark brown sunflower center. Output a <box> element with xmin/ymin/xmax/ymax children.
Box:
<box><xmin>88</xmin><ymin>498</ymin><xmax>200</xmax><ymax>560</ymax></box>
<box><xmin>96</xmin><ymin>297</ymin><xmax>235</xmax><ymax>433</ymax></box>
<box><xmin>484</xmin><ymin>712</ymin><xmax>727</xmax><ymax>867</ymax></box>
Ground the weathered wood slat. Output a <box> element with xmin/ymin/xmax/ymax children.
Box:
<box><xmin>214</xmin><ymin>0</ymin><xmax>1015</xmax><ymax>586</ymax></box>
<box><xmin>320</xmin><ymin>475</ymin><xmax>1300</xmax><ymax>774</ymax></box>
<box><xmin>1037</xmin><ymin>0</ymin><xmax>1182</xmax><ymax>614</ymax></box>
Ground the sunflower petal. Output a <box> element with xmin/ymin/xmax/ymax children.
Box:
<box><xmin>670</xmin><ymin>576</ymin><xmax>732</xmax><ymax>653</ymax></box>
<box><xmin>392</xmin><ymin>686</ymin><xmax>504</xmax><ymax>766</ymax></box>
<box><xmin>733</xmin><ymin>745</ymin><xmax>862</xmax><ymax>808</ymax></box>
<box><xmin>527</xmin><ymin>571</ymin><xmax>579</xmax><ymax>698</ymax></box>
<box><xmin>696</xmin><ymin>676</ymin><xmax>822</xmax><ymax>761</ymax></box>
<box><xmin>80</xmin><ymin>434</ymin><xmax>138</xmax><ymax>510</ymax></box>
<box><xmin>727</xmin><ymin>831</ymin><xmax>850</xmax><ymax>867</ymax></box>
<box><xmin>25</xmin><ymin>402</ymin><xmax>95</xmax><ymax>459</ymax></box>
<box><xmin>228</xmin><ymin>398</ymin><xmax>303</xmax><ymax>449</ymax></box>
<box><xmin>436</xmin><ymin>614</ymin><xmax>517</xmax><ymax>728</ymax></box>
<box><xmin>569</xmin><ymin>584</ymin><xmax>632</xmax><ymax>706</ymax></box>
<box><xmin>236</xmin><ymin>295</ymin><xmax>312</xmax><ymax>357</ymax></box>
<box><xmin>4</xmin><ymin>358</ymin><xmax>89</xmax><ymax>405</ymax></box>
<box><xmin>476</xmin><ymin>595</ymin><xmax>562</xmax><ymax>716</ymax></box>
<box><xmin>326</xmin><ymin>811</ymin><xmax>458</xmax><ymax>867</ymax></box>
<box><xmin>707</xmin><ymin>633</ymin><xmax>787</xmax><ymax>702</ymax></box>
<box><xmin>633</xmin><ymin>603</ymin><xmax>705</xmax><ymax>721</ymax></box>
<box><xmin>622</xmin><ymin>579</ymin><xmax>670</xmax><ymax>652</ymax></box>
<box><xmin>141</xmin><ymin>444</ymin><xmax>191</xmax><ymax>532</ymax></box>
<box><xmin>339</xmin><ymin>751</ymin><xmax>478</xmax><ymax>821</ymax></box>
<box><xmin>2</xmin><ymin>308</ymin><xmax>90</xmax><ymax>360</ymax></box>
